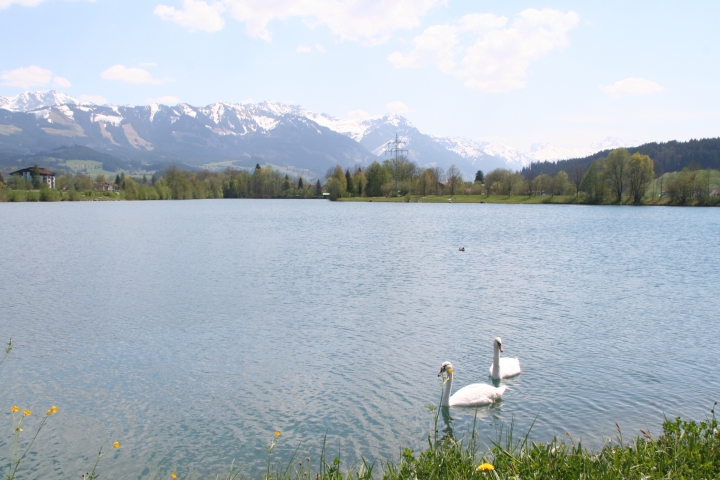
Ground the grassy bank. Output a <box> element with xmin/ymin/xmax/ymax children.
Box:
<box><xmin>263</xmin><ymin>411</ymin><xmax>720</xmax><ymax>480</ymax></box>
<box><xmin>338</xmin><ymin>194</ymin><xmax>720</xmax><ymax>206</ymax></box>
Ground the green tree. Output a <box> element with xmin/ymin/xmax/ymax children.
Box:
<box><xmin>553</xmin><ymin>171</ymin><xmax>568</xmax><ymax>196</ymax></box>
<box><xmin>298</xmin><ymin>177</ymin><xmax>304</xmax><ymax>189</ymax></box>
<box><xmin>580</xmin><ymin>160</ymin><xmax>607</xmax><ymax>203</ymax></box>
<box><xmin>627</xmin><ymin>153</ymin><xmax>654</xmax><ymax>204</ymax></box>
<box><xmin>315</xmin><ymin>179</ymin><xmax>322</xmax><ymax>197</ymax></box>
<box><xmin>326</xmin><ymin>177</ymin><xmax>343</xmax><ymax>201</ymax></box>
<box><xmin>330</xmin><ymin>165</ymin><xmax>347</xmax><ymax>193</ymax></box>
<box><xmin>30</xmin><ymin>165</ymin><xmax>41</xmax><ymax>189</ymax></box>
<box><xmin>604</xmin><ymin>148</ymin><xmax>629</xmax><ymax>203</ymax></box>
<box><xmin>475</xmin><ymin>170</ymin><xmax>484</xmax><ymax>183</ymax></box>
<box><xmin>352</xmin><ymin>168</ymin><xmax>365</xmax><ymax>196</ymax></box>
<box><xmin>365</xmin><ymin>161</ymin><xmax>390</xmax><ymax>197</ymax></box>
<box><xmin>416</xmin><ymin>169</ymin><xmax>434</xmax><ymax>196</ymax></box>
<box><xmin>281</xmin><ymin>175</ymin><xmax>291</xmax><ymax>192</ymax></box>
<box><xmin>0</xmin><ymin>172</ymin><xmax>4</xmax><ymax>187</ymax></box>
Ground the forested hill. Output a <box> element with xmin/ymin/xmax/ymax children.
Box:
<box><xmin>522</xmin><ymin>137</ymin><xmax>720</xmax><ymax>179</ymax></box>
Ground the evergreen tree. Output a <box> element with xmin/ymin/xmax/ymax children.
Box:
<box><xmin>142</xmin><ymin>175</ymin><xmax>147</xmax><ymax>184</ymax></box>
<box><xmin>115</xmin><ymin>174</ymin><xmax>121</xmax><ymax>186</ymax></box>
<box><xmin>282</xmin><ymin>174</ymin><xmax>291</xmax><ymax>191</ymax></box>
<box><xmin>345</xmin><ymin>169</ymin><xmax>354</xmax><ymax>196</ymax></box>
<box><xmin>475</xmin><ymin>170</ymin><xmax>484</xmax><ymax>183</ymax></box>
<box><xmin>255</xmin><ymin>163</ymin><xmax>261</xmax><ymax>171</ymax></box>
<box><xmin>298</xmin><ymin>177</ymin><xmax>303</xmax><ymax>189</ymax></box>
<box><xmin>315</xmin><ymin>179</ymin><xmax>322</xmax><ymax>197</ymax></box>
<box><xmin>0</xmin><ymin>172</ymin><xmax>4</xmax><ymax>185</ymax></box>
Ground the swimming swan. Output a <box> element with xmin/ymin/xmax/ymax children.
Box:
<box><xmin>489</xmin><ymin>337</ymin><xmax>521</xmax><ymax>379</ymax></box>
<box><xmin>438</xmin><ymin>362</ymin><xmax>506</xmax><ymax>407</ymax></box>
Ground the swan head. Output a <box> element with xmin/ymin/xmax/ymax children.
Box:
<box><xmin>438</xmin><ymin>361</ymin><xmax>454</xmax><ymax>377</ymax></box>
<box><xmin>494</xmin><ymin>337</ymin><xmax>504</xmax><ymax>353</ymax></box>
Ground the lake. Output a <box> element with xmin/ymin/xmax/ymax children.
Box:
<box><xmin>1</xmin><ymin>200</ymin><xmax>718</xmax><ymax>478</ymax></box>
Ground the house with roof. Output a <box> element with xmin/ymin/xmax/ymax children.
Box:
<box><xmin>11</xmin><ymin>167</ymin><xmax>56</xmax><ymax>188</ymax></box>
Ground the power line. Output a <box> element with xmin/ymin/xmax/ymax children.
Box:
<box><xmin>384</xmin><ymin>133</ymin><xmax>408</xmax><ymax>196</ymax></box>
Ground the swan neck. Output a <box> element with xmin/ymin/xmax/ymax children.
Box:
<box><xmin>492</xmin><ymin>346</ymin><xmax>500</xmax><ymax>376</ymax></box>
<box><xmin>441</xmin><ymin>374</ymin><xmax>453</xmax><ymax>407</ymax></box>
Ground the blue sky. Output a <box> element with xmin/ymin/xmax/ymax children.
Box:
<box><xmin>1</xmin><ymin>0</ymin><xmax>719</xmax><ymax>150</ymax></box>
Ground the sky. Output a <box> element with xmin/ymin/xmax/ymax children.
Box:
<box><xmin>1</xmin><ymin>0</ymin><xmax>719</xmax><ymax>151</ymax></box>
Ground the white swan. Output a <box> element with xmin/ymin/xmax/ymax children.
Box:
<box><xmin>438</xmin><ymin>362</ymin><xmax>506</xmax><ymax>407</ymax></box>
<box><xmin>489</xmin><ymin>337</ymin><xmax>521</xmax><ymax>379</ymax></box>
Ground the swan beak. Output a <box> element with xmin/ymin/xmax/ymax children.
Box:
<box><xmin>499</xmin><ymin>345</ymin><xmax>504</xmax><ymax>352</ymax></box>
<box><xmin>437</xmin><ymin>370</ymin><xmax>443</xmax><ymax>377</ymax></box>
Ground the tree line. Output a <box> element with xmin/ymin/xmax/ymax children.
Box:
<box><xmin>2</xmin><ymin>151</ymin><xmax>718</xmax><ymax>205</ymax></box>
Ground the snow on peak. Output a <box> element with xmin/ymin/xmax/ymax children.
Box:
<box><xmin>0</xmin><ymin>90</ymin><xmax>77</xmax><ymax>112</ymax></box>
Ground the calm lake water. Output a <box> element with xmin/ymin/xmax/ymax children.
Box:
<box><xmin>1</xmin><ymin>200</ymin><xmax>719</xmax><ymax>478</ymax></box>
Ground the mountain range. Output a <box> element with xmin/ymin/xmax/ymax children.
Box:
<box><xmin>0</xmin><ymin>91</ymin><xmax>631</xmax><ymax>178</ymax></box>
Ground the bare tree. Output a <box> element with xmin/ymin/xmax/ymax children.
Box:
<box><xmin>431</xmin><ymin>167</ymin><xmax>445</xmax><ymax>195</ymax></box>
<box><xmin>571</xmin><ymin>165</ymin><xmax>584</xmax><ymax>197</ymax></box>
<box><xmin>447</xmin><ymin>165</ymin><xmax>463</xmax><ymax>195</ymax></box>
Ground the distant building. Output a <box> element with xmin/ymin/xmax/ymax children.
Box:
<box><xmin>711</xmin><ymin>188</ymin><xmax>720</xmax><ymax>197</ymax></box>
<box><xmin>11</xmin><ymin>167</ymin><xmax>56</xmax><ymax>188</ymax></box>
<box><xmin>101</xmin><ymin>182</ymin><xmax>115</xmax><ymax>191</ymax></box>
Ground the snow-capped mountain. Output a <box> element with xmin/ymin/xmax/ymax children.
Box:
<box><xmin>0</xmin><ymin>91</ymin><xmax>78</xmax><ymax>113</ymax></box>
<box><xmin>0</xmin><ymin>91</ymin><xmax>635</xmax><ymax>177</ymax></box>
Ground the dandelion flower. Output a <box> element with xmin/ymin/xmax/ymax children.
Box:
<box><xmin>274</xmin><ymin>431</ymin><xmax>281</xmax><ymax>437</ymax></box>
<box><xmin>477</xmin><ymin>462</ymin><xmax>495</xmax><ymax>472</ymax></box>
<box><xmin>46</xmin><ymin>409</ymin><xmax>53</xmax><ymax>415</ymax></box>
<box><xmin>113</xmin><ymin>441</ymin><xmax>121</xmax><ymax>449</ymax></box>
<box><xmin>447</xmin><ymin>368</ymin><xmax>454</xmax><ymax>374</ymax></box>
<box><xmin>11</xmin><ymin>406</ymin><xmax>19</xmax><ymax>413</ymax></box>
<box><xmin>23</xmin><ymin>409</ymin><xmax>31</xmax><ymax>416</ymax></box>
<box><xmin>171</xmin><ymin>473</ymin><xmax>177</xmax><ymax>479</ymax></box>
<box><xmin>51</xmin><ymin>406</ymin><xmax>58</xmax><ymax>413</ymax></box>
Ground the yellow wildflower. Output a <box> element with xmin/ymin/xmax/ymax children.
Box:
<box><xmin>171</xmin><ymin>473</ymin><xmax>177</xmax><ymax>479</ymax></box>
<box><xmin>23</xmin><ymin>409</ymin><xmax>31</xmax><ymax>416</ymax></box>
<box><xmin>11</xmin><ymin>405</ymin><xmax>19</xmax><ymax>413</ymax></box>
<box><xmin>477</xmin><ymin>463</ymin><xmax>495</xmax><ymax>472</ymax></box>
<box><xmin>447</xmin><ymin>368</ymin><xmax>454</xmax><ymax>374</ymax></box>
<box><xmin>274</xmin><ymin>431</ymin><xmax>281</xmax><ymax>437</ymax></box>
<box><xmin>51</xmin><ymin>406</ymin><xmax>58</xmax><ymax>413</ymax></box>
<box><xmin>113</xmin><ymin>441</ymin><xmax>121</xmax><ymax>449</ymax></box>
<box><xmin>46</xmin><ymin>409</ymin><xmax>52</xmax><ymax>415</ymax></box>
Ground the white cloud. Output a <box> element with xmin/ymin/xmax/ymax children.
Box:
<box><xmin>154</xmin><ymin>0</ymin><xmax>225</xmax><ymax>33</ymax></box>
<box><xmin>347</xmin><ymin>109</ymin><xmax>379</xmax><ymax>121</ymax></box>
<box><xmin>53</xmin><ymin>76</ymin><xmax>71</xmax><ymax>87</ymax></box>
<box><xmin>79</xmin><ymin>94</ymin><xmax>107</xmax><ymax>105</ymax></box>
<box><xmin>0</xmin><ymin>65</ymin><xmax>53</xmax><ymax>88</ymax></box>
<box><xmin>389</xmin><ymin>8</ymin><xmax>580</xmax><ymax>92</ymax></box>
<box><xmin>600</xmin><ymin>78</ymin><xmax>664</xmax><ymax>98</ymax></box>
<box><xmin>155</xmin><ymin>0</ymin><xmax>441</xmax><ymax>44</ymax></box>
<box><xmin>101</xmin><ymin>65</ymin><xmax>168</xmax><ymax>84</ymax></box>
<box><xmin>149</xmin><ymin>95</ymin><xmax>181</xmax><ymax>104</ymax></box>
<box><xmin>315</xmin><ymin>44</ymin><xmax>325</xmax><ymax>52</ymax></box>
<box><xmin>296</xmin><ymin>44</ymin><xmax>312</xmax><ymax>53</ymax></box>
<box><xmin>386</xmin><ymin>101</ymin><xmax>414</xmax><ymax>114</ymax></box>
